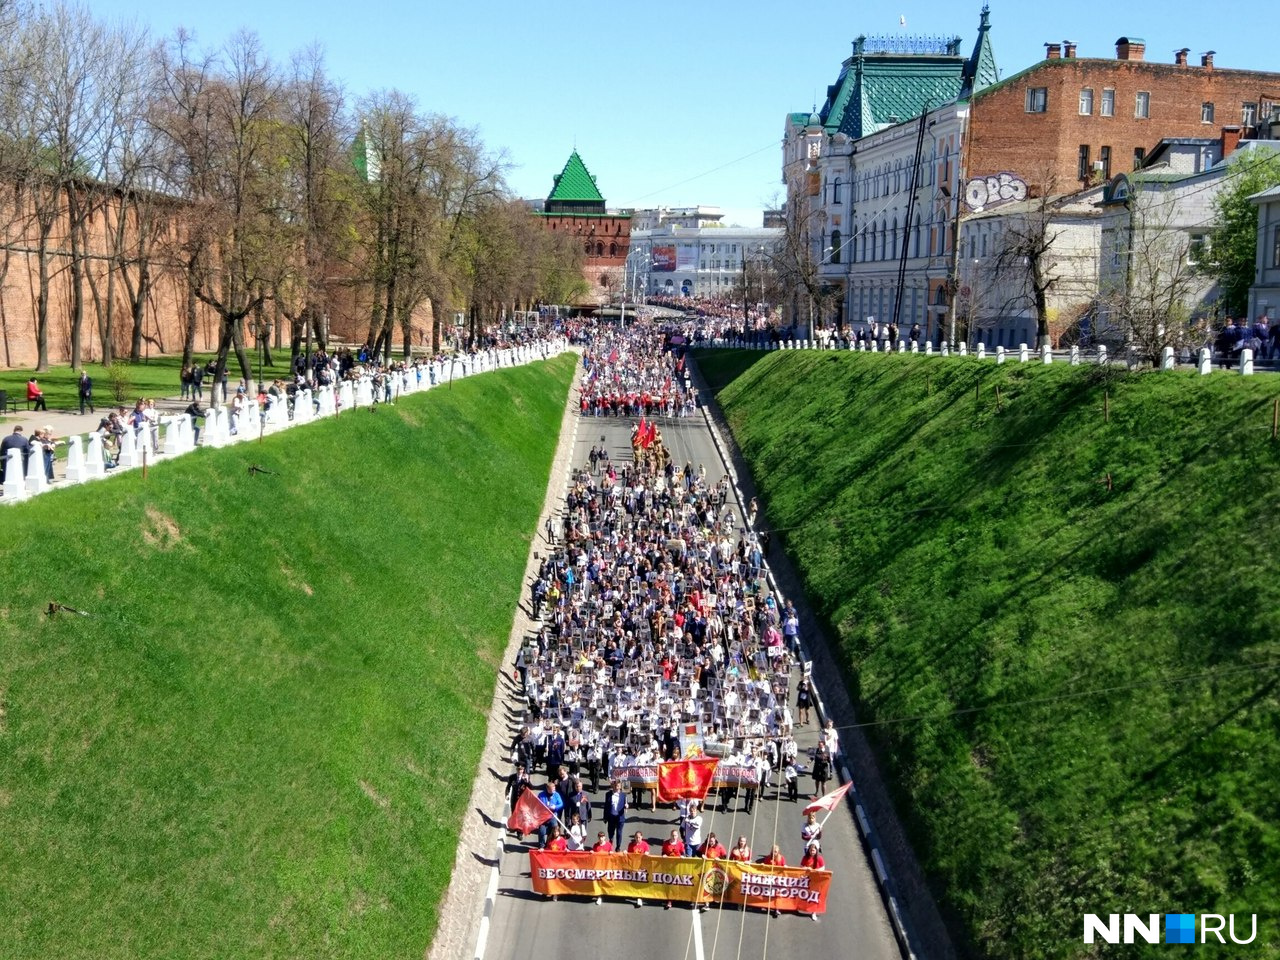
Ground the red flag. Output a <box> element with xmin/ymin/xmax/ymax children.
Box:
<box><xmin>506</xmin><ymin>787</ymin><xmax>554</xmax><ymax>834</ymax></box>
<box><xmin>803</xmin><ymin>782</ymin><xmax>852</xmax><ymax>816</ymax></box>
<box><xmin>656</xmin><ymin>757</ymin><xmax>719</xmax><ymax>803</ymax></box>
<box><xmin>644</xmin><ymin>420</ymin><xmax>657</xmax><ymax>448</ymax></box>
<box><xmin>635</xmin><ymin>417</ymin><xmax>647</xmax><ymax>445</ymax></box>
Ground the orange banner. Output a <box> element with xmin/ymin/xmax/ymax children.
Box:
<box><xmin>528</xmin><ymin>851</ymin><xmax>831</xmax><ymax>913</ymax></box>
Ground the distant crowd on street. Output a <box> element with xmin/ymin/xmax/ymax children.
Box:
<box><xmin>507</xmin><ymin>320</ymin><xmax>839</xmax><ymax>910</ymax></box>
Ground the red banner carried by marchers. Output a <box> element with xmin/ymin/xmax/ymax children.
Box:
<box><xmin>656</xmin><ymin>757</ymin><xmax>719</xmax><ymax>803</ymax></box>
<box><xmin>506</xmin><ymin>788</ymin><xmax>554</xmax><ymax>835</ymax></box>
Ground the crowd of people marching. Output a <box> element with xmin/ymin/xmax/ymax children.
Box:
<box><xmin>507</xmin><ymin>321</ymin><xmax>839</xmax><ymax>913</ymax></box>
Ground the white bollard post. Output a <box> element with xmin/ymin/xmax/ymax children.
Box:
<box><xmin>1041</xmin><ymin>344</ymin><xmax>1053</xmax><ymax>364</ymax></box>
<box><xmin>958</xmin><ymin>342</ymin><xmax>968</xmax><ymax>356</ymax></box>
<box><xmin>25</xmin><ymin>453</ymin><xmax>48</xmax><ymax>494</ymax></box>
<box><xmin>85</xmin><ymin>433</ymin><xmax>106</xmax><ymax>476</ymax></box>
<box><xmin>1097</xmin><ymin>345</ymin><xmax>1108</xmax><ymax>365</ymax></box>
<box><xmin>1161</xmin><ymin>346</ymin><xmax>1175</xmax><ymax>371</ymax></box>
<box><xmin>1198</xmin><ymin>347</ymin><xmax>1213</xmax><ymax>375</ymax></box>
<box><xmin>940</xmin><ymin>343</ymin><xmax>949</xmax><ymax>357</ymax></box>
<box><xmin>976</xmin><ymin>343</ymin><xmax>986</xmax><ymax>360</ymax></box>
<box><xmin>3</xmin><ymin>447</ymin><xmax>28</xmax><ymax>501</ymax></box>
<box><xmin>65</xmin><ymin>435</ymin><xmax>85</xmax><ymax>484</ymax></box>
<box><xmin>910</xmin><ymin>341</ymin><xmax>919</xmax><ymax>354</ymax></box>
<box><xmin>996</xmin><ymin>346</ymin><xmax>1006</xmax><ymax>364</ymax></box>
<box><xmin>898</xmin><ymin>340</ymin><xmax>906</xmax><ymax>353</ymax></box>
<box><xmin>118</xmin><ymin>429</ymin><xmax>138</xmax><ymax>468</ymax></box>
<box><xmin>1070</xmin><ymin>345</ymin><xmax>1081</xmax><ymax>366</ymax></box>
<box><xmin>1019</xmin><ymin>343</ymin><xmax>1030</xmax><ymax>363</ymax></box>
<box><xmin>1241</xmin><ymin>347</ymin><xmax>1254</xmax><ymax>376</ymax></box>
<box><xmin>925</xmin><ymin>342</ymin><xmax>933</xmax><ymax>356</ymax></box>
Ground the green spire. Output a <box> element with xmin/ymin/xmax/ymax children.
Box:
<box><xmin>963</xmin><ymin>4</ymin><xmax>999</xmax><ymax>96</ymax></box>
<box><xmin>546</xmin><ymin>151</ymin><xmax>605</xmax><ymax>204</ymax></box>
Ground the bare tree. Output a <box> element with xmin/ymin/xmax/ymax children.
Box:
<box><xmin>1094</xmin><ymin>181</ymin><xmax>1214</xmax><ymax>361</ymax></box>
<box><xmin>156</xmin><ymin>30</ymin><xmax>289</xmax><ymax>384</ymax></box>
<box><xmin>275</xmin><ymin>45</ymin><xmax>353</xmax><ymax>361</ymax></box>
<box><xmin>991</xmin><ymin>191</ymin><xmax>1064</xmax><ymax>349</ymax></box>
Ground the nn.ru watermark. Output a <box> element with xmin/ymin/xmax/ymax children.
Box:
<box><xmin>1084</xmin><ymin>914</ymin><xmax>1257</xmax><ymax>945</ymax></box>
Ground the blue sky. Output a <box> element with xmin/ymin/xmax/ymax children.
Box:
<box><xmin>88</xmin><ymin>0</ymin><xmax>1274</xmax><ymax>227</ymax></box>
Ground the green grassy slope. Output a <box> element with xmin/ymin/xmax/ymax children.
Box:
<box><xmin>698</xmin><ymin>349</ymin><xmax>1280</xmax><ymax>959</ymax></box>
<box><xmin>0</xmin><ymin>354</ymin><xmax>575</xmax><ymax>960</ymax></box>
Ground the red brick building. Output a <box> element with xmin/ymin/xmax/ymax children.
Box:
<box><xmin>539</xmin><ymin>151</ymin><xmax>631</xmax><ymax>306</ymax></box>
<box><xmin>968</xmin><ymin>38</ymin><xmax>1280</xmax><ymax>192</ymax></box>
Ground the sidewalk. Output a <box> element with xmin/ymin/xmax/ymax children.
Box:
<box><xmin>1</xmin><ymin>394</ymin><xmax>190</xmax><ymax>487</ymax></box>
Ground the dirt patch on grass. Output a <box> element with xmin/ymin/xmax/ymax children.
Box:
<box><xmin>141</xmin><ymin>506</ymin><xmax>183</xmax><ymax>550</ymax></box>
<box><xmin>279</xmin><ymin>565</ymin><xmax>314</xmax><ymax>596</ymax></box>
<box><xmin>359</xmin><ymin>779</ymin><xmax>390</xmax><ymax>811</ymax></box>
<box><xmin>398</xmin><ymin>407</ymin><xmax>421</xmax><ymax>428</ymax></box>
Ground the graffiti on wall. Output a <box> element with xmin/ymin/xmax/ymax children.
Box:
<box><xmin>964</xmin><ymin>172</ymin><xmax>1027</xmax><ymax>212</ymax></box>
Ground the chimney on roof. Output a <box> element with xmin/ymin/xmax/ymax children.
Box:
<box><xmin>1202</xmin><ymin>50</ymin><xmax>1215</xmax><ymax>70</ymax></box>
<box><xmin>1116</xmin><ymin>36</ymin><xmax>1146</xmax><ymax>61</ymax></box>
<box><xmin>1063</xmin><ymin>41</ymin><xmax>1077</xmax><ymax>59</ymax></box>
<box><xmin>1222</xmin><ymin>125</ymin><xmax>1241</xmax><ymax>157</ymax></box>
<box><xmin>1045</xmin><ymin>42</ymin><xmax>1061</xmax><ymax>60</ymax></box>
<box><xmin>1175</xmin><ymin>48</ymin><xmax>1189</xmax><ymax>66</ymax></box>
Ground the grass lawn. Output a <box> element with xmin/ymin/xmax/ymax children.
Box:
<box><xmin>698</xmin><ymin>349</ymin><xmax>1280</xmax><ymax>959</ymax></box>
<box><xmin>0</xmin><ymin>353</ymin><xmax>575</xmax><ymax>959</ymax></box>
<box><xmin>0</xmin><ymin>354</ymin><xmax>295</xmax><ymax>415</ymax></box>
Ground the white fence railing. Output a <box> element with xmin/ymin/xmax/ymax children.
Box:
<box><xmin>2</xmin><ymin>338</ymin><xmax>570</xmax><ymax>504</ymax></box>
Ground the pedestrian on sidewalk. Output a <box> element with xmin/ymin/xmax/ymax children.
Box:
<box><xmin>78</xmin><ymin>369</ymin><xmax>94</xmax><ymax>415</ymax></box>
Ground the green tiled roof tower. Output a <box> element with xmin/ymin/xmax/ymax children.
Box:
<box><xmin>545</xmin><ymin>151</ymin><xmax>607</xmax><ymax>215</ymax></box>
<box><xmin>800</xmin><ymin>5</ymin><xmax>999</xmax><ymax>138</ymax></box>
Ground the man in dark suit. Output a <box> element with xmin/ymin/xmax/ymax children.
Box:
<box><xmin>1</xmin><ymin>425</ymin><xmax>30</xmax><ymax>485</ymax></box>
<box><xmin>77</xmin><ymin>369</ymin><xmax>94</xmax><ymax>415</ymax></box>
<box><xmin>603</xmin><ymin>779</ymin><xmax>628</xmax><ymax>851</ymax></box>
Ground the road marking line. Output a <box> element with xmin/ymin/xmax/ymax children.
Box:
<box><xmin>692</xmin><ymin>904</ymin><xmax>705</xmax><ymax>960</ymax></box>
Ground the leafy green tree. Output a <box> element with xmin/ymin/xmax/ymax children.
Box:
<box><xmin>1209</xmin><ymin>153</ymin><xmax>1280</xmax><ymax>317</ymax></box>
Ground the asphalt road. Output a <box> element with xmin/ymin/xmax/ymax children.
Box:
<box><xmin>484</xmin><ymin>400</ymin><xmax>901</xmax><ymax>960</ymax></box>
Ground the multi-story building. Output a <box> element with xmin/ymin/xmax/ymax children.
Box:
<box><xmin>956</xmin><ymin>137</ymin><xmax>1280</xmax><ymax>350</ymax></box>
<box><xmin>785</xmin><ymin>7</ymin><xmax>1280</xmax><ymax>344</ymax></box>
<box><xmin>626</xmin><ymin>225</ymin><xmax>782</xmax><ymax>300</ymax></box>
<box><xmin>1251</xmin><ymin>185</ymin><xmax>1280</xmax><ymax>321</ymax></box>
<box><xmin>538</xmin><ymin>151</ymin><xmax>631</xmax><ymax>305</ymax></box>
<box><xmin>783</xmin><ymin>8</ymin><xmax>997</xmax><ymax>337</ymax></box>
<box><xmin>625</xmin><ymin>206</ymin><xmax>725</xmax><ymax>231</ymax></box>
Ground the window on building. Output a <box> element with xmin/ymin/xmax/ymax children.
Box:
<box><xmin>833</xmin><ymin>177</ymin><xmax>841</xmax><ymax>203</ymax></box>
<box><xmin>1243</xmin><ymin>101</ymin><xmax>1258</xmax><ymax>127</ymax></box>
<box><xmin>1201</xmin><ymin>102</ymin><xmax>1215</xmax><ymax>124</ymax></box>
<box><xmin>1134</xmin><ymin>146</ymin><xmax>1146</xmax><ymax>169</ymax></box>
<box><xmin>1078</xmin><ymin>144</ymin><xmax>1091</xmax><ymax>180</ymax></box>
<box><xmin>1101</xmin><ymin>88</ymin><xmax>1115</xmax><ymax>117</ymax></box>
<box><xmin>1135</xmin><ymin>91</ymin><xmax>1150</xmax><ymax>119</ymax></box>
<box><xmin>609</xmin><ymin>242</ymin><xmax>617</xmax><ymax>257</ymax></box>
<box><xmin>596</xmin><ymin>242</ymin><xmax>604</xmax><ymax>256</ymax></box>
<box><xmin>830</xmin><ymin>230</ymin><xmax>842</xmax><ymax>264</ymax></box>
<box><xmin>1026</xmin><ymin>86</ymin><xmax>1048</xmax><ymax>113</ymax></box>
<box><xmin>1080</xmin><ymin>88</ymin><xmax>1094</xmax><ymax>115</ymax></box>
<box><xmin>1272</xmin><ymin>224</ymin><xmax>1280</xmax><ymax>268</ymax></box>
<box><xmin>1187</xmin><ymin>234</ymin><xmax>1211</xmax><ymax>265</ymax></box>
<box><xmin>1100</xmin><ymin>146</ymin><xmax>1111</xmax><ymax>179</ymax></box>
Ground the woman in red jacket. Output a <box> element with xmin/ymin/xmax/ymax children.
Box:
<box><xmin>799</xmin><ymin>841</ymin><xmax>825</xmax><ymax>921</ymax></box>
<box><xmin>661</xmin><ymin>828</ymin><xmax>685</xmax><ymax>909</ymax></box>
